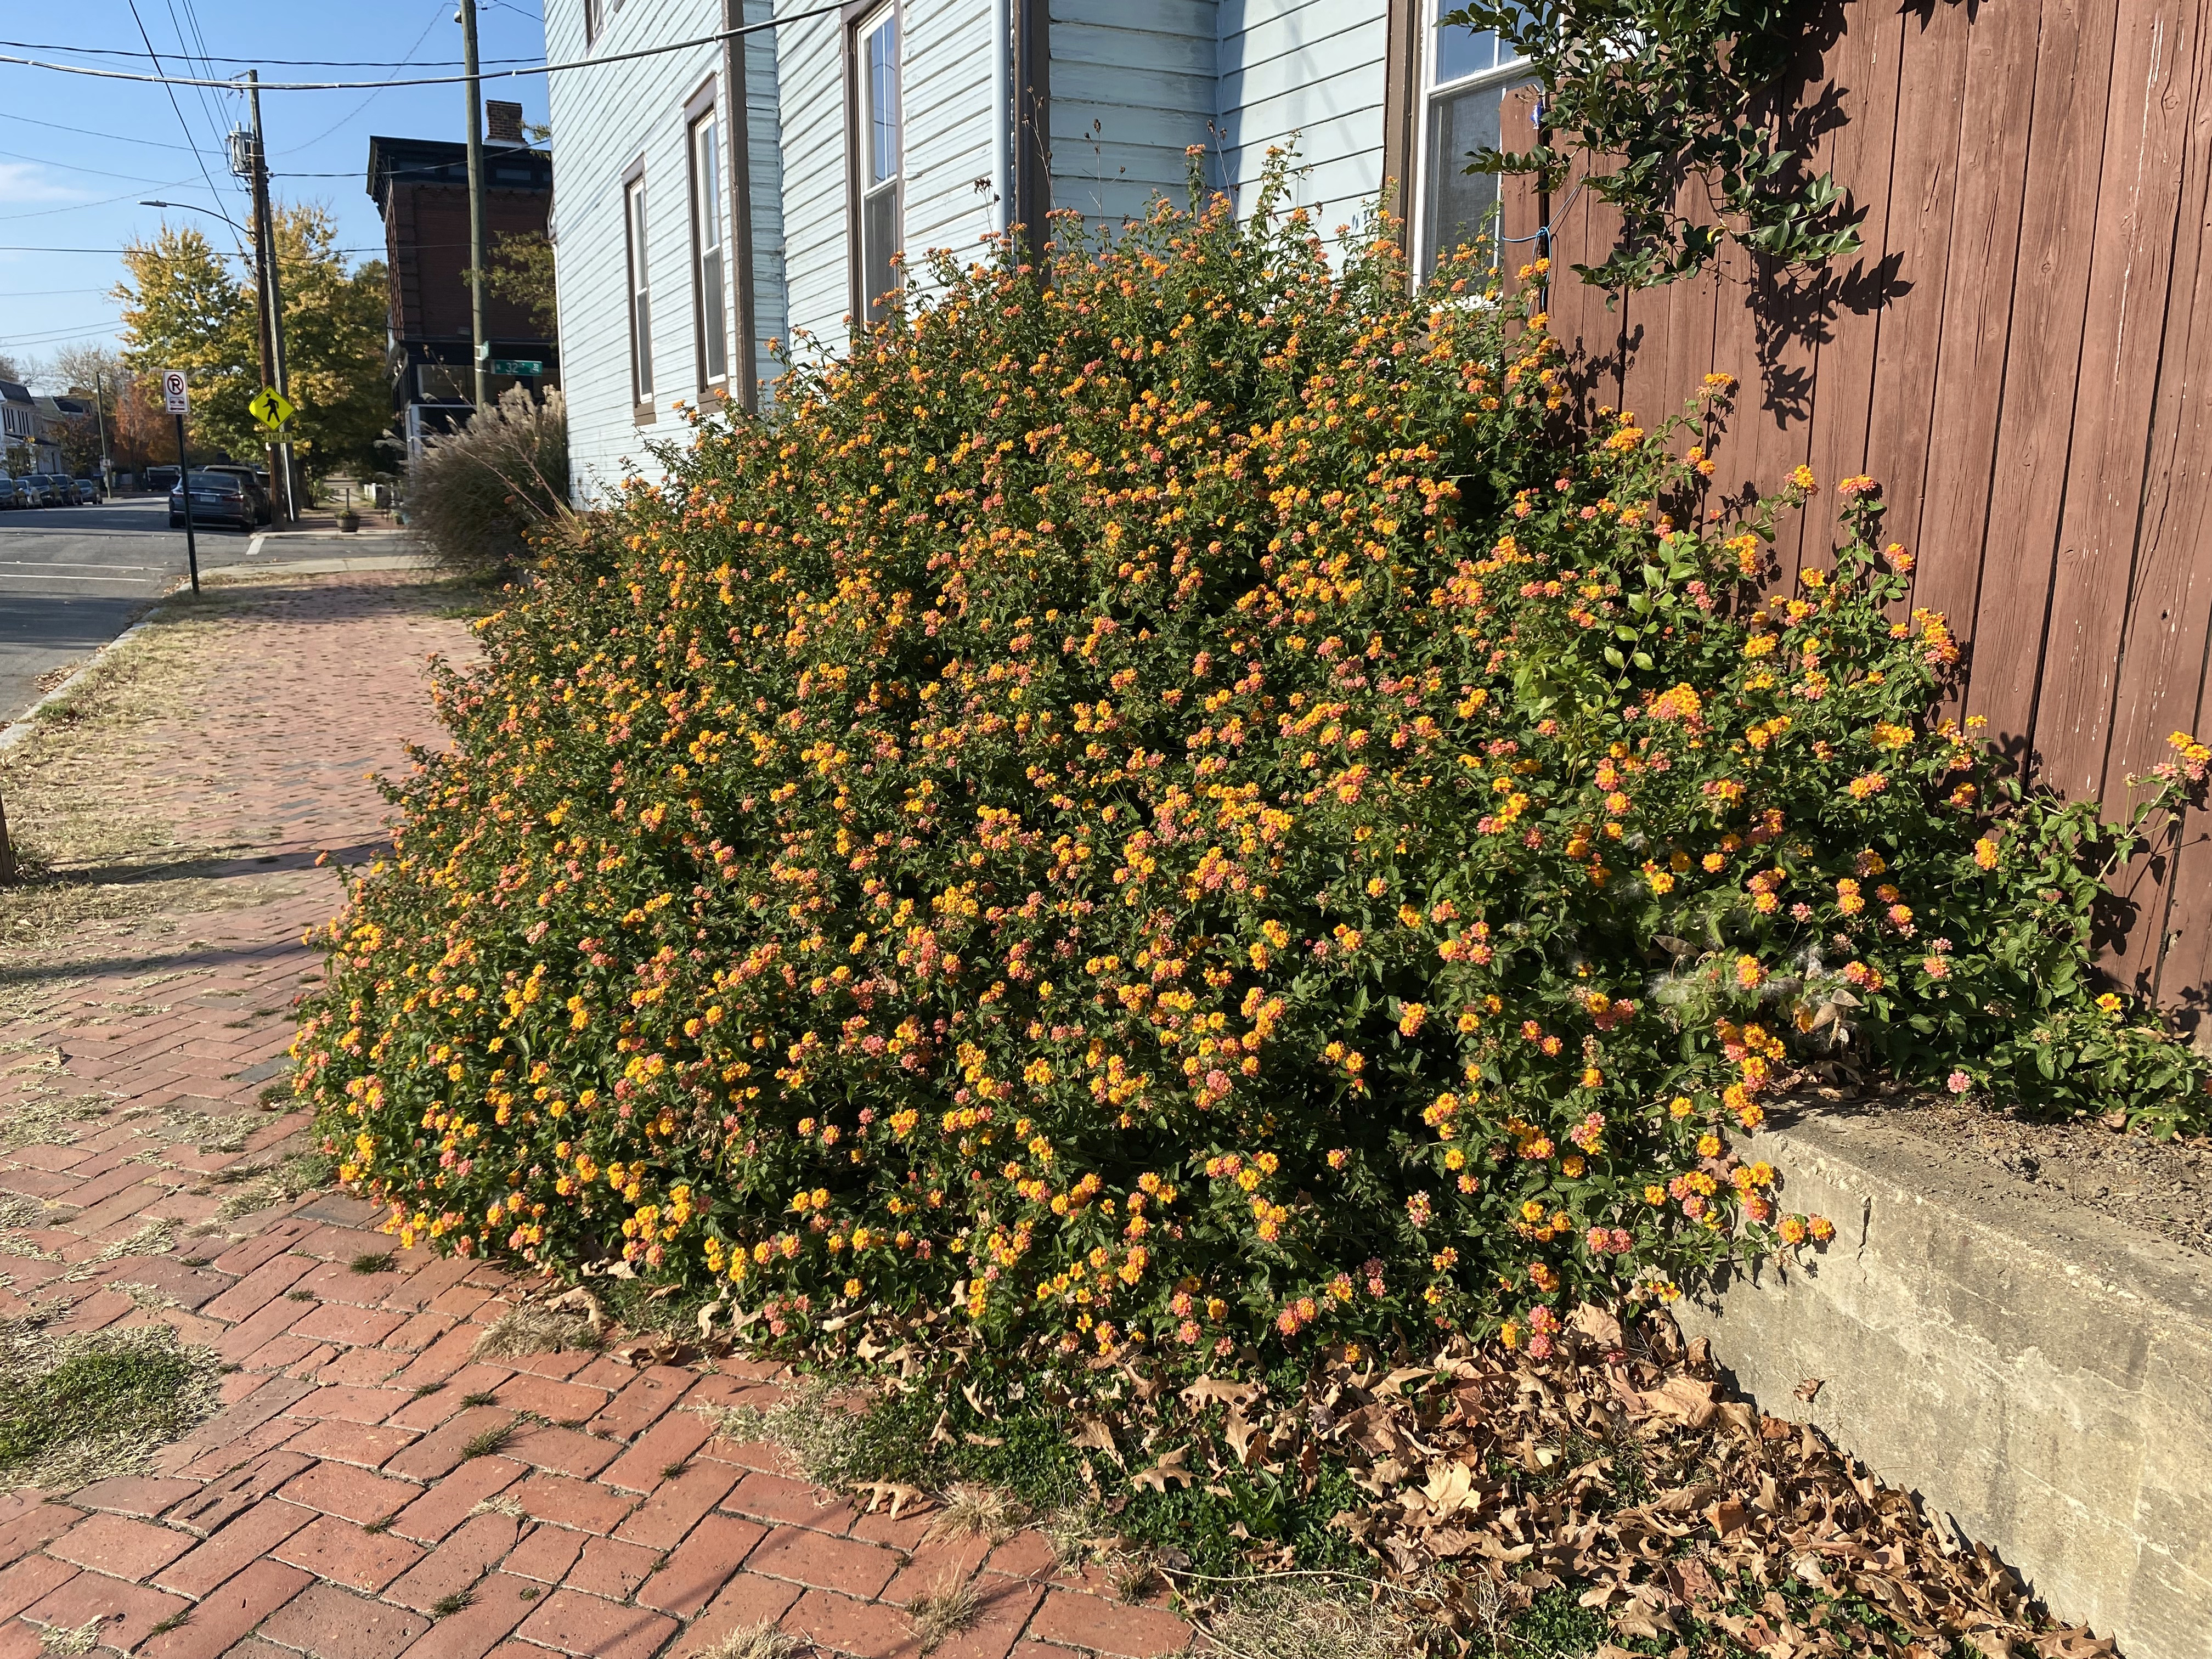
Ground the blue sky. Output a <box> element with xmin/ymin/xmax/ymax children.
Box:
<box><xmin>0</xmin><ymin>0</ymin><xmax>550</xmax><ymax>378</ymax></box>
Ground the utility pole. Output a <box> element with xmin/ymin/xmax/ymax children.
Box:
<box><xmin>246</xmin><ymin>71</ymin><xmax>298</xmax><ymax>523</ymax></box>
<box><xmin>461</xmin><ymin>0</ymin><xmax>489</xmax><ymax>413</ymax></box>
<box><xmin>91</xmin><ymin>369</ymin><xmax>112</xmax><ymax>492</ymax></box>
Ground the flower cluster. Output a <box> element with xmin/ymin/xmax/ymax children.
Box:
<box><xmin>296</xmin><ymin>166</ymin><xmax>2210</xmax><ymax>1384</ymax></box>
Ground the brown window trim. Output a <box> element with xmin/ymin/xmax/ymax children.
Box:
<box><xmin>1380</xmin><ymin>0</ymin><xmax>1420</xmax><ymax>264</ymax></box>
<box><xmin>685</xmin><ymin>78</ymin><xmax>730</xmax><ymax>398</ymax></box>
<box><xmin>1013</xmin><ymin>0</ymin><xmax>1049</xmax><ymax>262</ymax></box>
<box><xmin>721</xmin><ymin>0</ymin><xmax>760</xmax><ymax>413</ymax></box>
<box><xmin>622</xmin><ymin>154</ymin><xmax>654</xmax><ymax>422</ymax></box>
<box><xmin>844</xmin><ymin>0</ymin><xmax>904</xmax><ymax>328</ymax></box>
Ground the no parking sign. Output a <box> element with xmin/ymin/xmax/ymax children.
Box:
<box><xmin>162</xmin><ymin>371</ymin><xmax>189</xmax><ymax>414</ymax></box>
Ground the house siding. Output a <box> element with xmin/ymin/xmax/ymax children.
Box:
<box><xmin>550</xmin><ymin>0</ymin><xmax>1404</xmax><ymax>498</ymax></box>
<box><xmin>1048</xmin><ymin>0</ymin><xmax>1216</xmax><ymax>230</ymax></box>
<box><xmin>1215</xmin><ymin>0</ymin><xmax>1389</xmax><ymax>234</ymax></box>
<box><xmin>548</xmin><ymin>0</ymin><xmax>758</xmax><ymax>497</ymax></box>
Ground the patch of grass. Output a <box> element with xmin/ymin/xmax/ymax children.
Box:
<box><xmin>693</xmin><ymin>1621</ymin><xmax>803</xmax><ymax>1659</ymax></box>
<box><xmin>906</xmin><ymin>1578</ymin><xmax>981</xmax><ymax>1654</ymax></box>
<box><xmin>349</xmin><ymin>1251</ymin><xmax>397</xmax><ymax>1275</ymax></box>
<box><xmin>144</xmin><ymin>1610</ymin><xmax>191</xmax><ymax>1638</ymax></box>
<box><xmin>660</xmin><ymin>1460</ymin><xmax>691</xmax><ymax>1481</ymax></box>
<box><xmin>1200</xmin><ymin>1581</ymin><xmax>1443</xmax><ymax>1659</ymax></box>
<box><xmin>461</xmin><ymin>1423</ymin><xmax>515</xmax><ymax>1460</ymax></box>
<box><xmin>285</xmin><ymin>1290</ymin><xmax>315</xmax><ymax>1303</ymax></box>
<box><xmin>37</xmin><ymin>1619</ymin><xmax>103</xmax><ymax>1655</ymax></box>
<box><xmin>0</xmin><ymin>1320</ymin><xmax>221</xmax><ymax>1491</ymax></box>
<box><xmin>460</xmin><ymin>1391</ymin><xmax>500</xmax><ymax>1408</ymax></box>
<box><xmin>411</xmin><ymin>1381</ymin><xmax>445</xmax><ymax>1399</ymax></box>
<box><xmin>923</xmin><ymin>1483</ymin><xmax>1025</xmax><ymax>1545</ymax></box>
<box><xmin>430</xmin><ymin>1589</ymin><xmax>473</xmax><ymax>1617</ymax></box>
<box><xmin>0</xmin><ymin>1093</ymin><xmax>109</xmax><ymax>1154</ymax></box>
<box><xmin>472</xmin><ymin>1302</ymin><xmax>599</xmax><ymax>1359</ymax></box>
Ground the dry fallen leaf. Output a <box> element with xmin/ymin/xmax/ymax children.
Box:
<box><xmin>1130</xmin><ymin>1444</ymin><xmax>1193</xmax><ymax>1493</ymax></box>
<box><xmin>855</xmin><ymin>1480</ymin><xmax>927</xmax><ymax>1520</ymax></box>
<box><xmin>1793</xmin><ymin>1376</ymin><xmax>1825</xmax><ymax>1403</ymax></box>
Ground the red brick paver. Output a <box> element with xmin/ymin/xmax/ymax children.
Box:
<box><xmin>0</xmin><ymin>572</ymin><xmax>1193</xmax><ymax>1656</ymax></box>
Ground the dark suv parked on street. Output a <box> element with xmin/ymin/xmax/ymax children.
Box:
<box><xmin>22</xmin><ymin>473</ymin><xmax>60</xmax><ymax>506</ymax></box>
<box><xmin>0</xmin><ymin>478</ymin><xmax>22</xmax><ymax>509</ymax></box>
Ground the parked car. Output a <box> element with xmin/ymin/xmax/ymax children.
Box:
<box><xmin>199</xmin><ymin>464</ymin><xmax>272</xmax><ymax>525</ymax></box>
<box><xmin>168</xmin><ymin>470</ymin><xmax>255</xmax><ymax>533</ymax></box>
<box><xmin>144</xmin><ymin>465</ymin><xmax>180</xmax><ymax>497</ymax></box>
<box><xmin>55</xmin><ymin>478</ymin><xmax>85</xmax><ymax>505</ymax></box>
<box><xmin>74</xmin><ymin>476</ymin><xmax>105</xmax><ymax>504</ymax></box>
<box><xmin>0</xmin><ymin>478</ymin><xmax>22</xmax><ymax>509</ymax></box>
<box><xmin>22</xmin><ymin>473</ymin><xmax>60</xmax><ymax>506</ymax></box>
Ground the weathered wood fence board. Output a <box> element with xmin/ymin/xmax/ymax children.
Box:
<box><xmin>1509</xmin><ymin>0</ymin><xmax>2212</xmax><ymax>1019</ymax></box>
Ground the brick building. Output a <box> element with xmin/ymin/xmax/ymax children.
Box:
<box><xmin>366</xmin><ymin>132</ymin><xmax>557</xmax><ymax>458</ymax></box>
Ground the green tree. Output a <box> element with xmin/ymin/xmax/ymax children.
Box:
<box><xmin>115</xmin><ymin>205</ymin><xmax>390</xmax><ymax>479</ymax></box>
<box><xmin>478</xmin><ymin>230</ymin><xmax>557</xmax><ymax>336</ymax></box>
<box><xmin>114</xmin><ymin>225</ymin><xmax>253</xmax><ymax>461</ymax></box>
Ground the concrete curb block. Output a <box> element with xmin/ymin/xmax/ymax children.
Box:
<box><xmin>1678</xmin><ymin>1108</ymin><xmax>2212</xmax><ymax>1659</ymax></box>
<box><xmin>202</xmin><ymin>554</ymin><xmax>439</xmax><ymax>580</ymax></box>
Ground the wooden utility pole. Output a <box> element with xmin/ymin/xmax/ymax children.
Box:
<box><xmin>246</xmin><ymin>71</ymin><xmax>297</xmax><ymax>523</ymax></box>
<box><xmin>461</xmin><ymin>0</ymin><xmax>489</xmax><ymax>412</ymax></box>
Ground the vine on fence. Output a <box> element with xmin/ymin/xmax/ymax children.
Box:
<box><xmin>1448</xmin><ymin>0</ymin><xmax>1864</xmax><ymax>288</ymax></box>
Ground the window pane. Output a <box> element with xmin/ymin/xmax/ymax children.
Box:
<box><xmin>868</xmin><ymin>18</ymin><xmax>900</xmax><ymax>184</ymax></box>
<box><xmin>862</xmin><ymin>185</ymin><xmax>898</xmax><ymax>320</ymax></box>
<box><xmin>1434</xmin><ymin>0</ymin><xmax>1494</xmax><ymax>83</ymax></box>
<box><xmin>701</xmin><ymin>250</ymin><xmax>726</xmax><ymax>381</ymax></box>
<box><xmin>636</xmin><ymin>291</ymin><xmax>653</xmax><ymax>393</ymax></box>
<box><xmin>1423</xmin><ymin>79</ymin><xmax>1505</xmax><ymax>277</ymax></box>
<box><xmin>696</xmin><ymin>119</ymin><xmax>721</xmax><ymax>252</ymax></box>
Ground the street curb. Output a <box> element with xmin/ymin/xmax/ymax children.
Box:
<box><xmin>202</xmin><ymin>554</ymin><xmax>439</xmax><ymax>580</ymax></box>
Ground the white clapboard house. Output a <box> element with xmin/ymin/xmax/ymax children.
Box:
<box><xmin>546</xmin><ymin>0</ymin><xmax>1532</xmax><ymax>496</ymax></box>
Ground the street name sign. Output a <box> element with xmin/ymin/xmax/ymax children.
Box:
<box><xmin>489</xmin><ymin>359</ymin><xmax>544</xmax><ymax>377</ymax></box>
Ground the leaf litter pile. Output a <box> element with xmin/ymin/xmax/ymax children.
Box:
<box><xmin>1136</xmin><ymin>1308</ymin><xmax>2113</xmax><ymax>1658</ymax></box>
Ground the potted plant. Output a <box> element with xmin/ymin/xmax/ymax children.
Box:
<box><xmin>338</xmin><ymin>506</ymin><xmax>360</xmax><ymax>532</ymax></box>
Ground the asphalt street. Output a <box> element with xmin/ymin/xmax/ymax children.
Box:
<box><xmin>0</xmin><ymin>495</ymin><xmax>210</xmax><ymax>726</ymax></box>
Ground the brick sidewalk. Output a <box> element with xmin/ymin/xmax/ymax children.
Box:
<box><xmin>0</xmin><ymin>574</ymin><xmax>1192</xmax><ymax>1659</ymax></box>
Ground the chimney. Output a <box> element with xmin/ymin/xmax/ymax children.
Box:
<box><xmin>486</xmin><ymin>100</ymin><xmax>526</xmax><ymax>146</ymax></box>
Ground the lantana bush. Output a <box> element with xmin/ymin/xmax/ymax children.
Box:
<box><xmin>297</xmin><ymin>167</ymin><xmax>2211</xmax><ymax>1383</ymax></box>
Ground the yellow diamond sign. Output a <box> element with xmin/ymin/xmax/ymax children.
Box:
<box><xmin>249</xmin><ymin>387</ymin><xmax>297</xmax><ymax>432</ymax></box>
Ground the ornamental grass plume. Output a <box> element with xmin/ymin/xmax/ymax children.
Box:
<box><xmin>295</xmin><ymin>158</ymin><xmax>2210</xmax><ymax>1387</ymax></box>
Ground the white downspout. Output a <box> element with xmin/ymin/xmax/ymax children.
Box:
<box><xmin>990</xmin><ymin>0</ymin><xmax>1013</xmax><ymax>237</ymax></box>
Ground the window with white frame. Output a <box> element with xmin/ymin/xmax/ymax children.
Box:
<box><xmin>690</xmin><ymin>108</ymin><xmax>728</xmax><ymax>388</ymax></box>
<box><xmin>853</xmin><ymin>5</ymin><xmax>902</xmax><ymax>324</ymax></box>
<box><xmin>1419</xmin><ymin>0</ymin><xmax>1533</xmax><ymax>279</ymax></box>
<box><xmin>625</xmin><ymin>174</ymin><xmax>653</xmax><ymax>405</ymax></box>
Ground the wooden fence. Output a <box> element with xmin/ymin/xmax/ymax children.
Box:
<box><xmin>1499</xmin><ymin>0</ymin><xmax>2212</xmax><ymax>1023</ymax></box>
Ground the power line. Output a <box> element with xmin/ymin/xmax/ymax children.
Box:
<box><xmin>0</xmin><ymin>145</ymin><xmax>193</xmax><ymax>186</ymax></box>
<box><xmin>0</xmin><ymin>110</ymin><xmax>219</xmax><ymax>155</ymax></box>
<box><xmin>0</xmin><ymin>3</ymin><xmax>848</xmax><ymax>92</ymax></box>
<box><xmin>278</xmin><ymin>1</ymin><xmax>449</xmax><ymax>158</ymax></box>
<box><xmin>0</xmin><ymin>36</ymin><xmax>543</xmax><ymax>67</ymax></box>
<box><xmin>124</xmin><ymin>0</ymin><xmax>249</xmax><ymax>262</ymax></box>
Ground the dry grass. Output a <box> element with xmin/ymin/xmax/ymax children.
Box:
<box><xmin>690</xmin><ymin>1376</ymin><xmax>860</xmax><ymax>1488</ymax></box>
<box><xmin>0</xmin><ymin>1092</ymin><xmax>108</xmax><ymax>1155</ymax></box>
<box><xmin>469</xmin><ymin>1494</ymin><xmax>528</xmax><ymax>1520</ymax></box>
<box><xmin>691</xmin><ymin>1622</ymin><xmax>804</xmax><ymax>1659</ymax></box>
<box><xmin>472</xmin><ymin>1301</ymin><xmax>601</xmax><ymax>1359</ymax></box>
<box><xmin>37</xmin><ymin>1619</ymin><xmax>103</xmax><ymax>1655</ymax></box>
<box><xmin>906</xmin><ymin>1577</ymin><xmax>983</xmax><ymax>1653</ymax></box>
<box><xmin>1196</xmin><ymin>1582</ymin><xmax>1437</xmax><ymax>1659</ymax></box>
<box><xmin>922</xmin><ymin>1482</ymin><xmax>1025</xmax><ymax>1545</ymax></box>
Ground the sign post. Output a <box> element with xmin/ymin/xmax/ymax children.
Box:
<box><xmin>163</xmin><ymin>370</ymin><xmax>198</xmax><ymax>594</ymax></box>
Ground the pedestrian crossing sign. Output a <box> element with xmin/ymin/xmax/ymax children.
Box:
<box><xmin>249</xmin><ymin>388</ymin><xmax>297</xmax><ymax>432</ymax></box>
